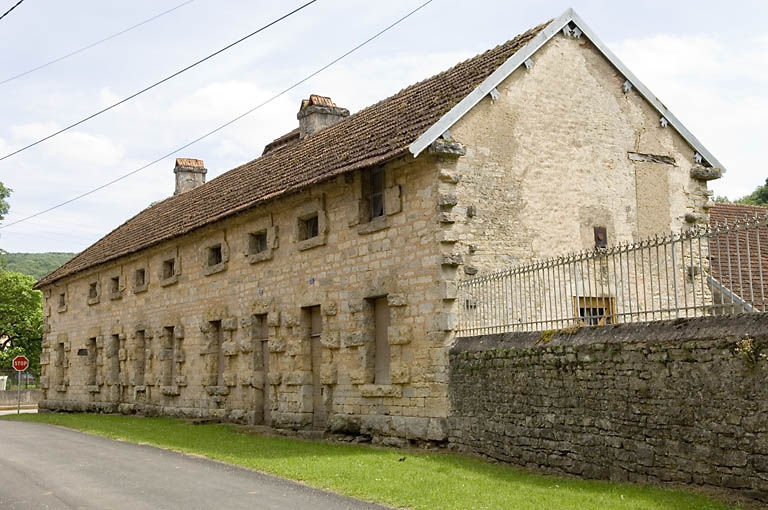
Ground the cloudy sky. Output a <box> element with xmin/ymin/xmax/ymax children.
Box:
<box><xmin>0</xmin><ymin>0</ymin><xmax>765</xmax><ymax>253</ymax></box>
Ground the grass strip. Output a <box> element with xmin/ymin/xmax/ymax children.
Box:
<box><xmin>5</xmin><ymin>413</ymin><xmax>733</xmax><ymax>509</ymax></box>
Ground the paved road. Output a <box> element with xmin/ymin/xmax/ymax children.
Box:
<box><xmin>0</xmin><ymin>420</ymin><xmax>389</xmax><ymax>510</ymax></box>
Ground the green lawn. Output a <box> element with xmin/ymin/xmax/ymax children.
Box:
<box><xmin>4</xmin><ymin>413</ymin><xmax>735</xmax><ymax>509</ymax></box>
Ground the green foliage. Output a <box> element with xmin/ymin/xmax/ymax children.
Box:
<box><xmin>5</xmin><ymin>415</ymin><xmax>731</xmax><ymax>510</ymax></box>
<box><xmin>712</xmin><ymin>195</ymin><xmax>731</xmax><ymax>203</ymax></box>
<box><xmin>736</xmin><ymin>178</ymin><xmax>768</xmax><ymax>206</ymax></box>
<box><xmin>0</xmin><ymin>181</ymin><xmax>10</xmax><ymax>222</ymax></box>
<box><xmin>0</xmin><ymin>271</ymin><xmax>42</xmax><ymax>375</ymax></box>
<box><xmin>4</xmin><ymin>252</ymin><xmax>76</xmax><ymax>280</ymax></box>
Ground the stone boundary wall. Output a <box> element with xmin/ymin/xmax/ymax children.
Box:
<box><xmin>448</xmin><ymin>314</ymin><xmax>768</xmax><ymax>502</ymax></box>
<box><xmin>0</xmin><ymin>389</ymin><xmax>41</xmax><ymax>407</ymax></box>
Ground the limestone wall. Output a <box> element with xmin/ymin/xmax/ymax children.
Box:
<box><xmin>448</xmin><ymin>33</ymin><xmax>712</xmax><ymax>276</ymax></box>
<box><xmin>0</xmin><ymin>389</ymin><xmax>40</xmax><ymax>407</ymax></box>
<box><xmin>39</xmin><ymin>154</ymin><xmax>452</xmax><ymax>440</ymax></box>
<box><xmin>449</xmin><ymin>314</ymin><xmax>768</xmax><ymax>502</ymax></box>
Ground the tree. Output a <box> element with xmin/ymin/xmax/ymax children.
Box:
<box><xmin>0</xmin><ymin>181</ymin><xmax>9</xmax><ymax>222</ymax></box>
<box><xmin>0</xmin><ymin>182</ymin><xmax>10</xmax><ymax>269</ymax></box>
<box><xmin>0</xmin><ymin>271</ymin><xmax>43</xmax><ymax>376</ymax></box>
<box><xmin>736</xmin><ymin>178</ymin><xmax>768</xmax><ymax>206</ymax></box>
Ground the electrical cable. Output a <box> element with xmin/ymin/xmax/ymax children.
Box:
<box><xmin>0</xmin><ymin>0</ymin><xmax>196</xmax><ymax>86</ymax></box>
<box><xmin>0</xmin><ymin>0</ymin><xmax>319</xmax><ymax>163</ymax></box>
<box><xmin>0</xmin><ymin>0</ymin><xmax>435</xmax><ymax>231</ymax></box>
<box><xmin>0</xmin><ymin>0</ymin><xmax>26</xmax><ymax>23</ymax></box>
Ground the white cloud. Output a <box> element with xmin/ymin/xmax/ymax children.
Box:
<box><xmin>612</xmin><ymin>33</ymin><xmax>767</xmax><ymax>200</ymax></box>
<box><xmin>10</xmin><ymin>121</ymin><xmax>60</xmax><ymax>142</ymax></box>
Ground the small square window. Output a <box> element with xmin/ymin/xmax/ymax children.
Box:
<box><xmin>207</xmin><ymin>244</ymin><xmax>223</xmax><ymax>267</ymax></box>
<box><xmin>594</xmin><ymin>226</ymin><xmax>607</xmax><ymax>249</ymax></box>
<box><xmin>134</xmin><ymin>268</ymin><xmax>146</xmax><ymax>288</ymax></box>
<box><xmin>299</xmin><ymin>215</ymin><xmax>319</xmax><ymax>241</ymax></box>
<box><xmin>88</xmin><ymin>282</ymin><xmax>98</xmax><ymax>299</ymax></box>
<box><xmin>162</xmin><ymin>259</ymin><xmax>175</xmax><ymax>280</ymax></box>
<box><xmin>110</xmin><ymin>276</ymin><xmax>120</xmax><ymax>294</ymax></box>
<box><xmin>249</xmin><ymin>231</ymin><xmax>268</xmax><ymax>255</ymax></box>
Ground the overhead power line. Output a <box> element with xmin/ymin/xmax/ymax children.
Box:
<box><xmin>0</xmin><ymin>0</ymin><xmax>319</xmax><ymax>163</ymax></box>
<box><xmin>0</xmin><ymin>0</ymin><xmax>26</xmax><ymax>23</ymax></box>
<box><xmin>0</xmin><ymin>0</ymin><xmax>196</xmax><ymax>86</ymax></box>
<box><xmin>0</xmin><ymin>0</ymin><xmax>435</xmax><ymax>231</ymax></box>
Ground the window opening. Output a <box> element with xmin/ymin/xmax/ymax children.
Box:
<box><xmin>594</xmin><ymin>226</ymin><xmax>607</xmax><ymax>249</ymax></box>
<box><xmin>87</xmin><ymin>337</ymin><xmax>98</xmax><ymax>386</ymax></box>
<box><xmin>575</xmin><ymin>296</ymin><xmax>615</xmax><ymax>325</ymax></box>
<box><xmin>210</xmin><ymin>320</ymin><xmax>224</xmax><ymax>386</ymax></box>
<box><xmin>300</xmin><ymin>215</ymin><xmax>319</xmax><ymax>241</ymax></box>
<box><xmin>110</xmin><ymin>276</ymin><xmax>120</xmax><ymax>294</ymax></box>
<box><xmin>88</xmin><ymin>282</ymin><xmax>98</xmax><ymax>299</ymax></box>
<box><xmin>134</xmin><ymin>330</ymin><xmax>146</xmax><ymax>386</ymax></box>
<box><xmin>249</xmin><ymin>231</ymin><xmax>268</xmax><ymax>254</ymax></box>
<box><xmin>207</xmin><ymin>244</ymin><xmax>223</xmax><ymax>266</ymax></box>
<box><xmin>55</xmin><ymin>342</ymin><xmax>66</xmax><ymax>386</ymax></box>
<box><xmin>369</xmin><ymin>167</ymin><xmax>385</xmax><ymax>219</ymax></box>
<box><xmin>162</xmin><ymin>259</ymin><xmax>175</xmax><ymax>279</ymax></box>
<box><xmin>162</xmin><ymin>326</ymin><xmax>175</xmax><ymax>386</ymax></box>
<box><xmin>373</xmin><ymin>297</ymin><xmax>391</xmax><ymax>384</ymax></box>
<box><xmin>253</xmin><ymin>313</ymin><xmax>270</xmax><ymax>425</ymax></box>
<box><xmin>134</xmin><ymin>268</ymin><xmax>146</xmax><ymax>288</ymax></box>
<box><xmin>303</xmin><ymin>306</ymin><xmax>325</xmax><ymax>429</ymax></box>
<box><xmin>109</xmin><ymin>334</ymin><xmax>120</xmax><ymax>387</ymax></box>
<box><xmin>58</xmin><ymin>293</ymin><xmax>66</xmax><ymax>308</ymax></box>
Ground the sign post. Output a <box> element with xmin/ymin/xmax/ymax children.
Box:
<box><xmin>12</xmin><ymin>355</ymin><xmax>29</xmax><ymax>415</ymax></box>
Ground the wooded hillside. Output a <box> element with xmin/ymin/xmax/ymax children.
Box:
<box><xmin>4</xmin><ymin>252</ymin><xmax>76</xmax><ymax>280</ymax></box>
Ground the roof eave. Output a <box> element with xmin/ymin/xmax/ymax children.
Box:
<box><xmin>33</xmin><ymin>146</ymin><xmax>411</xmax><ymax>290</ymax></box>
<box><xmin>408</xmin><ymin>8</ymin><xmax>726</xmax><ymax>173</ymax></box>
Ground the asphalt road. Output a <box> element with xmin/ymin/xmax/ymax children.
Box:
<box><xmin>0</xmin><ymin>419</ymin><xmax>390</xmax><ymax>510</ymax></box>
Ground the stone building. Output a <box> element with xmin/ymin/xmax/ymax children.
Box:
<box><xmin>35</xmin><ymin>9</ymin><xmax>723</xmax><ymax>441</ymax></box>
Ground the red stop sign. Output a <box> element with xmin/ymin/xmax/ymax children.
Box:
<box><xmin>12</xmin><ymin>355</ymin><xmax>29</xmax><ymax>372</ymax></box>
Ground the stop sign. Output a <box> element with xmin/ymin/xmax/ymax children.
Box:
<box><xmin>12</xmin><ymin>355</ymin><xmax>29</xmax><ymax>372</ymax></box>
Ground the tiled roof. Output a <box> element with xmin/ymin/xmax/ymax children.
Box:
<box><xmin>35</xmin><ymin>20</ymin><xmax>550</xmax><ymax>289</ymax></box>
<box><xmin>709</xmin><ymin>203</ymin><xmax>768</xmax><ymax>311</ymax></box>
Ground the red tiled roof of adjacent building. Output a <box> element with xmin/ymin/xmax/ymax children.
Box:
<box><xmin>35</xmin><ymin>20</ymin><xmax>550</xmax><ymax>289</ymax></box>
<box><xmin>709</xmin><ymin>203</ymin><xmax>768</xmax><ymax>311</ymax></box>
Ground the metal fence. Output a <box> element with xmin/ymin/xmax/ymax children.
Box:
<box><xmin>0</xmin><ymin>369</ymin><xmax>37</xmax><ymax>391</ymax></box>
<box><xmin>458</xmin><ymin>215</ymin><xmax>768</xmax><ymax>335</ymax></box>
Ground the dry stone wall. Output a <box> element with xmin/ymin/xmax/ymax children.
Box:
<box><xmin>449</xmin><ymin>314</ymin><xmax>768</xmax><ymax>502</ymax></box>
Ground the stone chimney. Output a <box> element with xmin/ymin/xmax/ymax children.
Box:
<box><xmin>174</xmin><ymin>158</ymin><xmax>207</xmax><ymax>195</ymax></box>
<box><xmin>297</xmin><ymin>95</ymin><xmax>349</xmax><ymax>139</ymax></box>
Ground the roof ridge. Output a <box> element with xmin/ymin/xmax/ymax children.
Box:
<box><xmin>35</xmin><ymin>17</ymin><xmax>552</xmax><ymax>289</ymax></box>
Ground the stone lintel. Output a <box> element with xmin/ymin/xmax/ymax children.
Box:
<box><xmin>627</xmin><ymin>152</ymin><xmax>676</xmax><ymax>165</ymax></box>
<box><xmin>360</xmin><ymin>384</ymin><xmax>402</xmax><ymax>398</ymax></box>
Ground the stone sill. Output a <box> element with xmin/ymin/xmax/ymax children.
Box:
<box><xmin>86</xmin><ymin>385</ymin><xmax>100</xmax><ymax>394</ymax></box>
<box><xmin>357</xmin><ymin>216</ymin><xmax>391</xmax><ymax>235</ymax></box>
<box><xmin>57</xmin><ymin>305</ymin><xmax>68</xmax><ymax>313</ymax></box>
<box><xmin>160</xmin><ymin>386</ymin><xmax>180</xmax><ymax>396</ymax></box>
<box><xmin>109</xmin><ymin>292</ymin><xmax>123</xmax><ymax>301</ymax></box>
<box><xmin>205</xmin><ymin>385</ymin><xmax>230</xmax><ymax>396</ymax></box>
<box><xmin>297</xmin><ymin>235</ymin><xmax>326</xmax><ymax>252</ymax></box>
<box><xmin>247</xmin><ymin>250</ymin><xmax>273</xmax><ymax>264</ymax></box>
<box><xmin>159</xmin><ymin>275</ymin><xmax>179</xmax><ymax>287</ymax></box>
<box><xmin>87</xmin><ymin>297</ymin><xmax>100</xmax><ymax>306</ymax></box>
<box><xmin>132</xmin><ymin>284</ymin><xmax>148</xmax><ymax>294</ymax></box>
<box><xmin>360</xmin><ymin>384</ymin><xmax>402</xmax><ymax>398</ymax></box>
<box><xmin>203</xmin><ymin>262</ymin><xmax>228</xmax><ymax>276</ymax></box>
